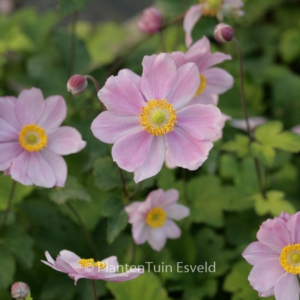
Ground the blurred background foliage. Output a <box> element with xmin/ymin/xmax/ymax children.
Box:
<box><xmin>0</xmin><ymin>0</ymin><xmax>300</xmax><ymax>299</ymax></box>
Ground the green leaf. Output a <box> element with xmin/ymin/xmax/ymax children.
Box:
<box><xmin>280</xmin><ymin>29</ymin><xmax>300</xmax><ymax>62</ymax></box>
<box><xmin>251</xmin><ymin>142</ymin><xmax>276</xmax><ymax>166</ymax></box>
<box><xmin>107</xmin><ymin>210</ymin><xmax>128</xmax><ymax>244</ymax></box>
<box><xmin>25</xmin><ymin>292</ymin><xmax>33</xmax><ymax>300</ymax></box>
<box><xmin>0</xmin><ymin>248</ymin><xmax>15</xmax><ymax>289</ymax></box>
<box><xmin>221</xmin><ymin>134</ymin><xmax>250</xmax><ymax>157</ymax></box>
<box><xmin>106</xmin><ymin>272</ymin><xmax>170</xmax><ymax>300</ymax></box>
<box><xmin>102</xmin><ymin>197</ymin><xmax>124</xmax><ymax>217</ymax></box>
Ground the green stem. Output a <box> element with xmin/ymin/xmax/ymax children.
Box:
<box><xmin>91</xmin><ymin>280</ymin><xmax>97</xmax><ymax>300</ymax></box>
<box><xmin>118</xmin><ymin>167</ymin><xmax>130</xmax><ymax>203</ymax></box>
<box><xmin>128</xmin><ymin>182</ymin><xmax>143</xmax><ymax>200</ymax></box>
<box><xmin>1</xmin><ymin>180</ymin><xmax>16</xmax><ymax>230</ymax></box>
<box><xmin>84</xmin><ymin>75</ymin><xmax>104</xmax><ymax>111</ymax></box>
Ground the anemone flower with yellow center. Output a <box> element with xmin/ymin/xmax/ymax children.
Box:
<box><xmin>125</xmin><ymin>189</ymin><xmax>190</xmax><ymax>251</ymax></box>
<box><xmin>91</xmin><ymin>53</ymin><xmax>222</xmax><ymax>183</ymax></box>
<box><xmin>0</xmin><ymin>88</ymin><xmax>86</xmax><ymax>187</ymax></box>
<box><xmin>242</xmin><ymin>211</ymin><xmax>300</xmax><ymax>300</ymax></box>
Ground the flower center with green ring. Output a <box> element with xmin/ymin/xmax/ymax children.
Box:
<box><xmin>279</xmin><ymin>244</ymin><xmax>300</xmax><ymax>274</ymax></box>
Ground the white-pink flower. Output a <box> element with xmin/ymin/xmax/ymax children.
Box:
<box><xmin>242</xmin><ymin>211</ymin><xmax>300</xmax><ymax>300</ymax></box>
<box><xmin>91</xmin><ymin>53</ymin><xmax>222</xmax><ymax>183</ymax></box>
<box><xmin>42</xmin><ymin>250</ymin><xmax>144</xmax><ymax>285</ymax></box>
<box><xmin>0</xmin><ymin>88</ymin><xmax>86</xmax><ymax>188</ymax></box>
<box><xmin>184</xmin><ymin>0</ymin><xmax>244</xmax><ymax>47</ymax></box>
<box><xmin>230</xmin><ymin>117</ymin><xmax>267</xmax><ymax>132</ymax></box>
<box><xmin>125</xmin><ymin>189</ymin><xmax>190</xmax><ymax>251</ymax></box>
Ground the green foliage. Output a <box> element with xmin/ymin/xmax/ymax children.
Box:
<box><xmin>221</xmin><ymin>134</ymin><xmax>250</xmax><ymax>157</ymax></box>
<box><xmin>58</xmin><ymin>0</ymin><xmax>95</xmax><ymax>15</ymax></box>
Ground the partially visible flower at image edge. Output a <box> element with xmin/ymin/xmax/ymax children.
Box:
<box><xmin>42</xmin><ymin>250</ymin><xmax>144</xmax><ymax>285</ymax></box>
<box><xmin>242</xmin><ymin>211</ymin><xmax>300</xmax><ymax>300</ymax></box>
<box><xmin>125</xmin><ymin>189</ymin><xmax>190</xmax><ymax>251</ymax></box>
<box><xmin>0</xmin><ymin>88</ymin><xmax>86</xmax><ymax>188</ymax></box>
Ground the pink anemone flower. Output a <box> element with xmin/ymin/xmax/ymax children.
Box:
<box><xmin>125</xmin><ymin>189</ymin><xmax>190</xmax><ymax>251</ymax></box>
<box><xmin>0</xmin><ymin>88</ymin><xmax>86</xmax><ymax>187</ymax></box>
<box><xmin>242</xmin><ymin>211</ymin><xmax>300</xmax><ymax>300</ymax></box>
<box><xmin>91</xmin><ymin>53</ymin><xmax>222</xmax><ymax>183</ymax></box>
<box><xmin>184</xmin><ymin>0</ymin><xmax>244</xmax><ymax>47</ymax></box>
<box><xmin>42</xmin><ymin>250</ymin><xmax>144</xmax><ymax>285</ymax></box>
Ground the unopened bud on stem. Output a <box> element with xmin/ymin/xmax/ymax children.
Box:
<box><xmin>11</xmin><ymin>282</ymin><xmax>30</xmax><ymax>299</ymax></box>
<box><xmin>138</xmin><ymin>6</ymin><xmax>163</xmax><ymax>34</ymax></box>
<box><xmin>214</xmin><ymin>23</ymin><xmax>234</xmax><ymax>43</ymax></box>
<box><xmin>67</xmin><ymin>74</ymin><xmax>88</xmax><ymax>95</ymax></box>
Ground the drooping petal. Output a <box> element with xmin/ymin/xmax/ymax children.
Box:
<box><xmin>48</xmin><ymin>126</ymin><xmax>86</xmax><ymax>155</ymax></box>
<box><xmin>170</xmin><ymin>51</ymin><xmax>187</xmax><ymax>68</ymax></box>
<box><xmin>132</xmin><ymin>222</ymin><xmax>148</xmax><ymax>244</ymax></box>
<box><xmin>0</xmin><ymin>96</ymin><xmax>21</xmax><ymax>130</ymax></box>
<box><xmin>91</xmin><ymin>111</ymin><xmax>140</xmax><ymax>144</ymax></box>
<box><xmin>98</xmin><ymin>73</ymin><xmax>145</xmax><ymax>116</ymax></box>
<box><xmin>45</xmin><ymin>251</ymin><xmax>55</xmax><ymax>264</ymax></box>
<box><xmin>183</xmin><ymin>5</ymin><xmax>203</xmax><ymax>47</ymax></box>
<box><xmin>176</xmin><ymin>104</ymin><xmax>222</xmax><ymax>141</ymax></box>
<box><xmin>166</xmin><ymin>128</ymin><xmax>213</xmax><ymax>170</ymax></box>
<box><xmin>163</xmin><ymin>219</ymin><xmax>181</xmax><ymax>239</ymax></box>
<box><xmin>242</xmin><ymin>241</ymin><xmax>280</xmax><ymax>266</ymax></box>
<box><xmin>274</xmin><ymin>272</ymin><xmax>300</xmax><ymax>300</ymax></box>
<box><xmin>15</xmin><ymin>88</ymin><xmax>46</xmax><ymax>126</ymax></box>
<box><xmin>0</xmin><ymin>118</ymin><xmax>19</xmax><ymax>142</ymax></box>
<box><xmin>38</xmin><ymin>95</ymin><xmax>67</xmax><ymax>132</ymax></box>
<box><xmin>133</xmin><ymin>135</ymin><xmax>165</xmax><ymax>183</ymax></box>
<box><xmin>147</xmin><ymin>227</ymin><xmax>167</xmax><ymax>251</ymax></box>
<box><xmin>287</xmin><ymin>212</ymin><xmax>300</xmax><ymax>244</ymax></box>
<box><xmin>141</xmin><ymin>53</ymin><xmax>177</xmax><ymax>100</ymax></box>
<box><xmin>10</xmin><ymin>151</ymin><xmax>32</xmax><ymax>185</ymax></box>
<box><xmin>112</xmin><ymin>130</ymin><xmax>153</xmax><ymax>172</ymax></box>
<box><xmin>165</xmin><ymin>204</ymin><xmax>190</xmax><ymax>220</ymax></box>
<box><xmin>0</xmin><ymin>142</ymin><xmax>22</xmax><ymax>171</ymax></box>
<box><xmin>248</xmin><ymin>258</ymin><xmax>285</xmax><ymax>293</ymax></box>
<box><xmin>199</xmin><ymin>52</ymin><xmax>232</xmax><ymax>70</ymax></box>
<box><xmin>167</xmin><ymin>62</ymin><xmax>200</xmax><ymax>110</ymax></box>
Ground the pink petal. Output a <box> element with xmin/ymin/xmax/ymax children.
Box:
<box><xmin>248</xmin><ymin>258</ymin><xmax>285</xmax><ymax>293</ymax></box>
<box><xmin>259</xmin><ymin>288</ymin><xmax>274</xmax><ymax>297</ymax></box>
<box><xmin>166</xmin><ymin>128</ymin><xmax>213</xmax><ymax>170</ymax></box>
<box><xmin>202</xmin><ymin>68</ymin><xmax>234</xmax><ymax>95</ymax></box>
<box><xmin>191</xmin><ymin>92</ymin><xmax>219</xmax><ymax>106</ymax></box>
<box><xmin>279</xmin><ymin>211</ymin><xmax>291</xmax><ymax>222</ymax></box>
<box><xmin>146</xmin><ymin>189</ymin><xmax>165</xmax><ymax>208</ymax></box>
<box><xmin>183</xmin><ymin>5</ymin><xmax>202</xmax><ymax>47</ymax></box>
<box><xmin>15</xmin><ymin>88</ymin><xmax>46</xmax><ymax>126</ymax></box>
<box><xmin>0</xmin><ymin>96</ymin><xmax>21</xmax><ymax>130</ymax></box>
<box><xmin>118</xmin><ymin>69</ymin><xmax>141</xmax><ymax>89</ymax></box>
<box><xmin>38</xmin><ymin>95</ymin><xmax>67</xmax><ymax>132</ymax></box>
<box><xmin>211</xmin><ymin>113</ymin><xmax>231</xmax><ymax>142</ymax></box>
<box><xmin>55</xmin><ymin>256</ymin><xmax>77</xmax><ymax>274</ymax></box>
<box><xmin>163</xmin><ymin>219</ymin><xmax>181</xmax><ymax>238</ymax></box>
<box><xmin>199</xmin><ymin>52</ymin><xmax>232</xmax><ymax>71</ymax></box>
<box><xmin>0</xmin><ymin>142</ymin><xmax>22</xmax><ymax>171</ymax></box>
<box><xmin>102</xmin><ymin>256</ymin><xmax>119</xmax><ymax>274</ymax></box>
<box><xmin>91</xmin><ymin>111</ymin><xmax>140</xmax><ymax>144</ymax></box>
<box><xmin>141</xmin><ymin>54</ymin><xmax>177</xmax><ymax>100</ymax></box>
<box><xmin>125</xmin><ymin>202</ymin><xmax>141</xmax><ymax>218</ymax></box>
<box><xmin>242</xmin><ymin>241</ymin><xmax>280</xmax><ymax>265</ymax></box>
<box><xmin>59</xmin><ymin>250</ymin><xmax>81</xmax><ymax>269</ymax></box>
<box><xmin>0</xmin><ymin>118</ymin><xmax>19</xmax><ymax>142</ymax></box>
<box><xmin>176</xmin><ymin>104</ymin><xmax>222</xmax><ymax>141</ymax></box>
<box><xmin>133</xmin><ymin>136</ymin><xmax>165</xmax><ymax>183</ymax></box>
<box><xmin>159</xmin><ymin>189</ymin><xmax>179</xmax><ymax>207</ymax></box>
<box><xmin>48</xmin><ymin>126</ymin><xmax>86</xmax><ymax>155</ymax></box>
<box><xmin>167</xmin><ymin>63</ymin><xmax>200</xmax><ymax>110</ymax></box>
<box><xmin>170</xmin><ymin>51</ymin><xmax>187</xmax><ymax>68</ymax></box>
<box><xmin>274</xmin><ymin>272</ymin><xmax>300</xmax><ymax>300</ymax></box>
<box><xmin>165</xmin><ymin>149</ymin><xmax>177</xmax><ymax>169</ymax></box>
<box><xmin>103</xmin><ymin>268</ymin><xmax>144</xmax><ymax>282</ymax></box>
<box><xmin>165</xmin><ymin>204</ymin><xmax>190</xmax><ymax>220</ymax></box>
<box><xmin>98</xmin><ymin>73</ymin><xmax>145</xmax><ymax>116</ymax></box>
<box><xmin>112</xmin><ymin>130</ymin><xmax>153</xmax><ymax>172</ymax></box>
<box><xmin>186</xmin><ymin>36</ymin><xmax>210</xmax><ymax>63</ymax></box>
<box><xmin>45</xmin><ymin>251</ymin><xmax>55</xmax><ymax>264</ymax></box>
<box><xmin>292</xmin><ymin>125</ymin><xmax>300</xmax><ymax>135</ymax></box>
<box><xmin>132</xmin><ymin>221</ymin><xmax>148</xmax><ymax>244</ymax></box>
<box><xmin>147</xmin><ymin>227</ymin><xmax>167</xmax><ymax>251</ymax></box>
<box><xmin>10</xmin><ymin>151</ymin><xmax>32</xmax><ymax>185</ymax></box>
<box><xmin>230</xmin><ymin>117</ymin><xmax>267</xmax><ymax>131</ymax></box>
<box><xmin>287</xmin><ymin>212</ymin><xmax>300</xmax><ymax>244</ymax></box>
<box><xmin>41</xmin><ymin>149</ymin><xmax>67</xmax><ymax>187</ymax></box>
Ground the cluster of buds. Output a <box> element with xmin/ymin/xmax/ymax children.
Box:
<box><xmin>137</xmin><ymin>6</ymin><xmax>163</xmax><ymax>34</ymax></box>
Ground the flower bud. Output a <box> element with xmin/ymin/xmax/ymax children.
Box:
<box><xmin>11</xmin><ymin>282</ymin><xmax>30</xmax><ymax>299</ymax></box>
<box><xmin>137</xmin><ymin>6</ymin><xmax>163</xmax><ymax>34</ymax></box>
<box><xmin>214</xmin><ymin>23</ymin><xmax>234</xmax><ymax>43</ymax></box>
<box><xmin>67</xmin><ymin>74</ymin><xmax>88</xmax><ymax>95</ymax></box>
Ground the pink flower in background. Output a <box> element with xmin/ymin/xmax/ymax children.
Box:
<box><xmin>42</xmin><ymin>250</ymin><xmax>144</xmax><ymax>284</ymax></box>
<box><xmin>242</xmin><ymin>211</ymin><xmax>300</xmax><ymax>300</ymax></box>
<box><xmin>137</xmin><ymin>6</ymin><xmax>163</xmax><ymax>34</ymax></box>
<box><xmin>0</xmin><ymin>88</ymin><xmax>86</xmax><ymax>188</ymax></box>
<box><xmin>91</xmin><ymin>53</ymin><xmax>222</xmax><ymax>182</ymax></box>
<box><xmin>125</xmin><ymin>189</ymin><xmax>190</xmax><ymax>251</ymax></box>
<box><xmin>231</xmin><ymin>117</ymin><xmax>267</xmax><ymax>132</ymax></box>
<box><xmin>291</xmin><ymin>125</ymin><xmax>300</xmax><ymax>135</ymax></box>
<box><xmin>184</xmin><ymin>0</ymin><xmax>244</xmax><ymax>47</ymax></box>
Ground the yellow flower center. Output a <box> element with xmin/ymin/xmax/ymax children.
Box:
<box><xmin>139</xmin><ymin>99</ymin><xmax>177</xmax><ymax>136</ymax></box>
<box><xmin>19</xmin><ymin>124</ymin><xmax>47</xmax><ymax>152</ymax></box>
<box><xmin>78</xmin><ymin>258</ymin><xmax>107</xmax><ymax>269</ymax></box>
<box><xmin>279</xmin><ymin>244</ymin><xmax>300</xmax><ymax>274</ymax></box>
<box><xmin>194</xmin><ymin>74</ymin><xmax>207</xmax><ymax>97</ymax></box>
<box><xmin>146</xmin><ymin>207</ymin><xmax>167</xmax><ymax>228</ymax></box>
<box><xmin>200</xmin><ymin>0</ymin><xmax>222</xmax><ymax>16</ymax></box>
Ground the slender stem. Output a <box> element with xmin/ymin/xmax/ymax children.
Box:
<box><xmin>128</xmin><ymin>181</ymin><xmax>143</xmax><ymax>200</ymax></box>
<box><xmin>84</xmin><ymin>75</ymin><xmax>104</xmax><ymax>111</ymax></box>
<box><xmin>67</xmin><ymin>11</ymin><xmax>78</xmax><ymax>77</ymax></box>
<box><xmin>159</xmin><ymin>30</ymin><xmax>166</xmax><ymax>52</ymax></box>
<box><xmin>91</xmin><ymin>280</ymin><xmax>97</xmax><ymax>300</ymax></box>
<box><xmin>118</xmin><ymin>168</ymin><xmax>130</xmax><ymax>202</ymax></box>
<box><xmin>66</xmin><ymin>202</ymin><xmax>99</xmax><ymax>259</ymax></box>
<box><xmin>1</xmin><ymin>180</ymin><xmax>16</xmax><ymax>230</ymax></box>
<box><xmin>181</xmin><ymin>169</ymin><xmax>189</xmax><ymax>204</ymax></box>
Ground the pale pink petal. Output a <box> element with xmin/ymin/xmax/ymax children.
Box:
<box><xmin>242</xmin><ymin>241</ymin><xmax>280</xmax><ymax>265</ymax></box>
<box><xmin>55</xmin><ymin>256</ymin><xmax>77</xmax><ymax>274</ymax></box>
<box><xmin>132</xmin><ymin>222</ymin><xmax>148</xmax><ymax>244</ymax></box>
<box><xmin>0</xmin><ymin>118</ymin><xmax>19</xmax><ymax>142</ymax></box>
<box><xmin>91</xmin><ymin>111</ymin><xmax>140</xmax><ymax>144</ymax></box>
<box><xmin>170</xmin><ymin>52</ymin><xmax>187</xmax><ymax>68</ymax></box>
<box><xmin>98</xmin><ymin>73</ymin><xmax>145</xmax><ymax>116</ymax></box>
<box><xmin>125</xmin><ymin>202</ymin><xmax>141</xmax><ymax>218</ymax></box>
<box><xmin>38</xmin><ymin>96</ymin><xmax>67</xmax><ymax>132</ymax></box>
<box><xmin>200</xmin><ymin>52</ymin><xmax>232</xmax><ymax>70</ymax></box>
<box><xmin>147</xmin><ymin>227</ymin><xmax>167</xmax><ymax>251</ymax></box>
<box><xmin>183</xmin><ymin>5</ymin><xmax>203</xmax><ymax>47</ymax></box>
<box><xmin>118</xmin><ymin>69</ymin><xmax>141</xmax><ymax>89</ymax></box>
<box><xmin>45</xmin><ymin>251</ymin><xmax>55</xmax><ymax>264</ymax></box>
<box><xmin>141</xmin><ymin>54</ymin><xmax>177</xmax><ymax>100</ymax></box>
<box><xmin>68</xmin><ymin>273</ymin><xmax>86</xmax><ymax>285</ymax></box>
<box><xmin>274</xmin><ymin>272</ymin><xmax>300</xmax><ymax>300</ymax></box>
<box><xmin>146</xmin><ymin>189</ymin><xmax>165</xmax><ymax>208</ymax></box>
<box><xmin>59</xmin><ymin>250</ymin><xmax>81</xmax><ymax>269</ymax></box>
<box><xmin>259</xmin><ymin>288</ymin><xmax>274</xmax><ymax>297</ymax></box>
<box><xmin>211</xmin><ymin>113</ymin><xmax>231</xmax><ymax>142</ymax></box>
<box><xmin>166</xmin><ymin>128</ymin><xmax>213</xmax><ymax>170</ymax></box>
<box><xmin>165</xmin><ymin>204</ymin><xmax>190</xmax><ymax>220</ymax></box>
<box><xmin>48</xmin><ymin>126</ymin><xmax>86</xmax><ymax>155</ymax></box>
<box><xmin>167</xmin><ymin>63</ymin><xmax>200</xmax><ymax>110</ymax></box>
<box><xmin>0</xmin><ymin>142</ymin><xmax>22</xmax><ymax>171</ymax></box>
<box><xmin>231</xmin><ymin>117</ymin><xmax>267</xmax><ymax>131</ymax></box>
<box><xmin>191</xmin><ymin>92</ymin><xmax>218</xmax><ymax>106</ymax></box>
<box><xmin>133</xmin><ymin>136</ymin><xmax>165</xmax><ymax>183</ymax></box>
<box><xmin>10</xmin><ymin>151</ymin><xmax>32</xmax><ymax>185</ymax></box>
<box><xmin>165</xmin><ymin>149</ymin><xmax>176</xmax><ymax>169</ymax></box>
<box><xmin>176</xmin><ymin>104</ymin><xmax>222</xmax><ymax>141</ymax></box>
<box><xmin>112</xmin><ymin>130</ymin><xmax>153</xmax><ymax>172</ymax></box>
<box><xmin>15</xmin><ymin>88</ymin><xmax>46</xmax><ymax>125</ymax></box>
<box><xmin>292</xmin><ymin>125</ymin><xmax>300</xmax><ymax>135</ymax></box>
<box><xmin>163</xmin><ymin>219</ymin><xmax>181</xmax><ymax>238</ymax></box>
<box><xmin>159</xmin><ymin>189</ymin><xmax>179</xmax><ymax>207</ymax></box>
<box><xmin>0</xmin><ymin>97</ymin><xmax>21</xmax><ymax>130</ymax></box>
<box><xmin>102</xmin><ymin>256</ymin><xmax>119</xmax><ymax>274</ymax></box>
<box><xmin>103</xmin><ymin>268</ymin><xmax>144</xmax><ymax>282</ymax></box>
<box><xmin>186</xmin><ymin>36</ymin><xmax>210</xmax><ymax>64</ymax></box>
<box><xmin>202</xmin><ymin>68</ymin><xmax>234</xmax><ymax>94</ymax></box>
<box><xmin>40</xmin><ymin>149</ymin><xmax>67</xmax><ymax>187</ymax></box>
<box><xmin>287</xmin><ymin>212</ymin><xmax>300</xmax><ymax>244</ymax></box>
<box><xmin>248</xmin><ymin>258</ymin><xmax>285</xmax><ymax>293</ymax></box>
<box><xmin>27</xmin><ymin>152</ymin><xmax>56</xmax><ymax>188</ymax></box>
<box><xmin>279</xmin><ymin>211</ymin><xmax>291</xmax><ymax>222</ymax></box>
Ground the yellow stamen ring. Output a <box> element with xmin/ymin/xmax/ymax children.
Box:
<box><xmin>19</xmin><ymin>124</ymin><xmax>47</xmax><ymax>152</ymax></box>
<box><xmin>194</xmin><ymin>74</ymin><xmax>207</xmax><ymax>97</ymax></box>
<box><xmin>279</xmin><ymin>244</ymin><xmax>300</xmax><ymax>274</ymax></box>
<box><xmin>78</xmin><ymin>258</ymin><xmax>107</xmax><ymax>269</ymax></box>
<box><xmin>146</xmin><ymin>207</ymin><xmax>167</xmax><ymax>228</ymax></box>
<box><xmin>200</xmin><ymin>0</ymin><xmax>222</xmax><ymax>16</ymax></box>
<box><xmin>139</xmin><ymin>99</ymin><xmax>177</xmax><ymax>136</ymax></box>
